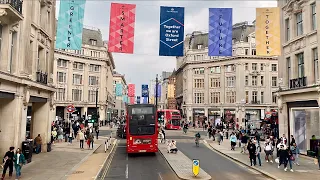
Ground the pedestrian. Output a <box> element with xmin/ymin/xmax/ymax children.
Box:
<box><xmin>241</xmin><ymin>133</ymin><xmax>248</xmax><ymax>153</ymax></box>
<box><xmin>314</xmin><ymin>142</ymin><xmax>320</xmax><ymax>170</ymax></box>
<box><xmin>286</xmin><ymin>147</ymin><xmax>294</xmax><ymax>172</ymax></box>
<box><xmin>34</xmin><ymin>134</ymin><xmax>42</xmax><ymax>154</ymax></box>
<box><xmin>68</xmin><ymin>130</ymin><xmax>73</xmax><ymax>144</ymax></box>
<box><xmin>280</xmin><ymin>134</ymin><xmax>287</xmax><ymax>145</ymax></box>
<box><xmin>264</xmin><ymin>141</ymin><xmax>274</xmax><ymax>163</ymax></box>
<box><xmin>1</xmin><ymin>147</ymin><xmax>14</xmax><ymax>179</ymax></box>
<box><xmin>230</xmin><ymin>133</ymin><xmax>237</xmax><ymax>151</ymax></box>
<box><xmin>51</xmin><ymin>128</ymin><xmax>57</xmax><ymax>144</ymax></box>
<box><xmin>57</xmin><ymin>127</ymin><xmax>63</xmax><ymax>143</ymax></box>
<box><xmin>255</xmin><ymin>141</ymin><xmax>262</xmax><ymax>166</ymax></box>
<box><xmin>217</xmin><ymin>131</ymin><xmax>222</xmax><ymax>145</ymax></box>
<box><xmin>219</xmin><ymin>131</ymin><xmax>224</xmax><ymax>142</ymax></box>
<box><xmin>290</xmin><ymin>135</ymin><xmax>296</xmax><ymax>146</ymax></box>
<box><xmin>77</xmin><ymin>130</ymin><xmax>85</xmax><ymax>149</ymax></box>
<box><xmin>247</xmin><ymin>140</ymin><xmax>256</xmax><ymax>166</ymax></box>
<box><xmin>208</xmin><ymin>126</ymin><xmax>212</xmax><ymax>139</ymax></box>
<box><xmin>13</xmin><ymin>148</ymin><xmax>26</xmax><ymax>179</ymax></box>
<box><xmin>290</xmin><ymin>143</ymin><xmax>300</xmax><ymax>166</ymax></box>
<box><xmin>95</xmin><ymin>126</ymin><xmax>99</xmax><ymax>140</ymax></box>
<box><xmin>278</xmin><ymin>144</ymin><xmax>288</xmax><ymax>171</ymax></box>
<box><xmin>88</xmin><ymin>133</ymin><xmax>94</xmax><ymax>149</ymax></box>
<box><xmin>161</xmin><ymin>128</ymin><xmax>166</xmax><ymax>141</ymax></box>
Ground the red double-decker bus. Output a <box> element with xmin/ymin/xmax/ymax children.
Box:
<box><xmin>157</xmin><ymin>109</ymin><xmax>182</xmax><ymax>130</ymax></box>
<box><xmin>126</xmin><ymin>104</ymin><xmax>158</xmax><ymax>153</ymax></box>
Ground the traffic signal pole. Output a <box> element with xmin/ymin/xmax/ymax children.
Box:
<box><xmin>96</xmin><ymin>88</ymin><xmax>99</xmax><ymax>125</ymax></box>
<box><xmin>155</xmin><ymin>74</ymin><xmax>158</xmax><ymax>110</ymax></box>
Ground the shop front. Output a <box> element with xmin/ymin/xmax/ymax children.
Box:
<box><xmin>208</xmin><ymin>109</ymin><xmax>220</xmax><ymax>126</ymax></box>
<box><xmin>193</xmin><ymin>108</ymin><xmax>205</xmax><ymax>127</ymax></box>
<box><xmin>245</xmin><ymin>109</ymin><xmax>262</xmax><ymax>130</ymax></box>
<box><xmin>288</xmin><ymin>100</ymin><xmax>320</xmax><ymax>153</ymax></box>
<box><xmin>223</xmin><ymin>109</ymin><xmax>235</xmax><ymax>128</ymax></box>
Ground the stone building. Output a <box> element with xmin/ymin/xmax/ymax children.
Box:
<box><xmin>113</xmin><ymin>72</ymin><xmax>127</xmax><ymax>117</ymax></box>
<box><xmin>0</xmin><ymin>0</ymin><xmax>56</xmax><ymax>154</ymax></box>
<box><xmin>53</xmin><ymin>27</ymin><xmax>115</xmax><ymax>124</ymax></box>
<box><xmin>174</xmin><ymin>22</ymin><xmax>278</xmax><ymax>128</ymax></box>
<box><xmin>277</xmin><ymin>0</ymin><xmax>320</xmax><ymax>152</ymax></box>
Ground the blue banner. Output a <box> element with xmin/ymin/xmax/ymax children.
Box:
<box><xmin>154</xmin><ymin>84</ymin><xmax>161</xmax><ymax>97</ymax></box>
<box><xmin>141</xmin><ymin>84</ymin><xmax>149</xmax><ymax>97</ymax></box>
<box><xmin>116</xmin><ymin>83</ymin><xmax>123</xmax><ymax>96</ymax></box>
<box><xmin>143</xmin><ymin>97</ymin><xmax>148</xmax><ymax>104</ymax></box>
<box><xmin>159</xmin><ymin>6</ymin><xmax>185</xmax><ymax>56</ymax></box>
<box><xmin>208</xmin><ymin>8</ymin><xmax>233</xmax><ymax>56</ymax></box>
<box><xmin>56</xmin><ymin>0</ymin><xmax>86</xmax><ymax>50</ymax></box>
<box><xmin>122</xmin><ymin>95</ymin><xmax>128</xmax><ymax>104</ymax></box>
<box><xmin>137</xmin><ymin>96</ymin><xmax>141</xmax><ymax>104</ymax></box>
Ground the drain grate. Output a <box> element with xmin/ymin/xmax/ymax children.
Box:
<box><xmin>72</xmin><ymin>171</ymin><xmax>84</xmax><ymax>174</ymax></box>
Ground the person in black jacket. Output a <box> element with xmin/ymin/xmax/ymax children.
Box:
<box><xmin>1</xmin><ymin>147</ymin><xmax>14</xmax><ymax>180</ymax></box>
<box><xmin>278</xmin><ymin>144</ymin><xmax>289</xmax><ymax>171</ymax></box>
<box><xmin>247</xmin><ymin>140</ymin><xmax>256</xmax><ymax>166</ymax></box>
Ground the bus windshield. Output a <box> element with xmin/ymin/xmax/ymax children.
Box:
<box><xmin>171</xmin><ymin>119</ymin><xmax>180</xmax><ymax>126</ymax></box>
<box><xmin>171</xmin><ymin>111</ymin><xmax>180</xmax><ymax>115</ymax></box>
<box><xmin>129</xmin><ymin>114</ymin><xmax>155</xmax><ymax>135</ymax></box>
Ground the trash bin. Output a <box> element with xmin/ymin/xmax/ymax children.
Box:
<box><xmin>47</xmin><ymin>142</ymin><xmax>52</xmax><ymax>152</ymax></box>
<box><xmin>22</xmin><ymin>140</ymin><xmax>33</xmax><ymax>163</ymax></box>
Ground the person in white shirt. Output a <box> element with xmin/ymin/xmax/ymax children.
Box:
<box><xmin>264</xmin><ymin>141</ymin><xmax>274</xmax><ymax>163</ymax></box>
<box><xmin>169</xmin><ymin>140</ymin><xmax>178</xmax><ymax>153</ymax></box>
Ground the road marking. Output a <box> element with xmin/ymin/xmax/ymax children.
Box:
<box><xmin>125</xmin><ymin>164</ymin><xmax>129</xmax><ymax>179</ymax></box>
<box><xmin>158</xmin><ymin>172</ymin><xmax>163</xmax><ymax>180</ymax></box>
<box><xmin>100</xmin><ymin>139</ymin><xmax>118</xmax><ymax>179</ymax></box>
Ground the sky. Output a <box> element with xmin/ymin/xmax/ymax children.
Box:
<box><xmin>56</xmin><ymin>0</ymin><xmax>277</xmax><ymax>96</ymax></box>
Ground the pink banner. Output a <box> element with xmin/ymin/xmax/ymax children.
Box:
<box><xmin>108</xmin><ymin>3</ymin><xmax>136</xmax><ymax>54</ymax></box>
<box><xmin>128</xmin><ymin>84</ymin><xmax>135</xmax><ymax>97</ymax></box>
<box><xmin>129</xmin><ymin>97</ymin><xmax>135</xmax><ymax>104</ymax></box>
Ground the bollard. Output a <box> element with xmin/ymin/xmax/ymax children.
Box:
<box><xmin>105</xmin><ymin>141</ymin><xmax>107</xmax><ymax>153</ymax></box>
<box><xmin>106</xmin><ymin>138</ymin><xmax>109</xmax><ymax>150</ymax></box>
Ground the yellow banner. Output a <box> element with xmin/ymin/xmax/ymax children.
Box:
<box><xmin>256</xmin><ymin>7</ymin><xmax>281</xmax><ymax>56</ymax></box>
<box><xmin>167</xmin><ymin>84</ymin><xmax>175</xmax><ymax>98</ymax></box>
<box><xmin>150</xmin><ymin>96</ymin><xmax>154</xmax><ymax>104</ymax></box>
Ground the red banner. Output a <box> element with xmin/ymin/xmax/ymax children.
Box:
<box><xmin>108</xmin><ymin>3</ymin><xmax>136</xmax><ymax>54</ymax></box>
<box><xmin>129</xmin><ymin>97</ymin><xmax>135</xmax><ymax>104</ymax></box>
<box><xmin>128</xmin><ymin>84</ymin><xmax>135</xmax><ymax>97</ymax></box>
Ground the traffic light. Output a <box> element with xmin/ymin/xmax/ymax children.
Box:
<box><xmin>157</xmin><ymin>111</ymin><xmax>164</xmax><ymax>123</ymax></box>
<box><xmin>89</xmin><ymin>114</ymin><xmax>98</xmax><ymax>123</ymax></box>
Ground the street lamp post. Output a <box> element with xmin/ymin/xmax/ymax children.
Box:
<box><xmin>96</xmin><ymin>88</ymin><xmax>99</xmax><ymax>126</ymax></box>
<box><xmin>155</xmin><ymin>74</ymin><xmax>159</xmax><ymax>110</ymax></box>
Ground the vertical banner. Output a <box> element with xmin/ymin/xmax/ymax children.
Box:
<box><xmin>129</xmin><ymin>97</ymin><xmax>135</xmax><ymax>104</ymax></box>
<box><xmin>56</xmin><ymin>0</ymin><xmax>86</xmax><ymax>50</ymax></box>
<box><xmin>141</xmin><ymin>84</ymin><xmax>149</xmax><ymax>97</ymax></box>
<box><xmin>150</xmin><ymin>97</ymin><xmax>154</xmax><ymax>104</ymax></box>
<box><xmin>137</xmin><ymin>96</ymin><xmax>141</xmax><ymax>104</ymax></box>
<box><xmin>122</xmin><ymin>95</ymin><xmax>128</xmax><ymax>104</ymax></box>
<box><xmin>143</xmin><ymin>97</ymin><xmax>148</xmax><ymax>104</ymax></box>
<box><xmin>208</xmin><ymin>8</ymin><xmax>233</xmax><ymax>56</ymax></box>
<box><xmin>128</xmin><ymin>84</ymin><xmax>135</xmax><ymax>97</ymax></box>
<box><xmin>167</xmin><ymin>84</ymin><xmax>175</xmax><ymax>98</ymax></box>
<box><xmin>159</xmin><ymin>6</ymin><xmax>185</xmax><ymax>56</ymax></box>
<box><xmin>108</xmin><ymin>3</ymin><xmax>136</xmax><ymax>54</ymax></box>
<box><xmin>154</xmin><ymin>84</ymin><xmax>161</xmax><ymax>97</ymax></box>
<box><xmin>115</xmin><ymin>83</ymin><xmax>123</xmax><ymax>96</ymax></box>
<box><xmin>256</xmin><ymin>7</ymin><xmax>281</xmax><ymax>56</ymax></box>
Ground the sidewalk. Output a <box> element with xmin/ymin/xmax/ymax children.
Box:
<box><xmin>158</xmin><ymin>140</ymin><xmax>211</xmax><ymax>180</ymax></box>
<box><xmin>204</xmin><ymin>139</ymin><xmax>320</xmax><ymax>180</ymax></box>
<box><xmin>19</xmin><ymin>141</ymin><xmax>100</xmax><ymax>180</ymax></box>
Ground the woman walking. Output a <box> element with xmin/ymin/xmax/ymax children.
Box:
<box><xmin>77</xmin><ymin>130</ymin><xmax>85</xmax><ymax>149</ymax></box>
<box><xmin>290</xmin><ymin>143</ymin><xmax>300</xmax><ymax>166</ymax></box>
<box><xmin>230</xmin><ymin>132</ymin><xmax>237</xmax><ymax>151</ymax></box>
<box><xmin>13</xmin><ymin>148</ymin><xmax>26</xmax><ymax>179</ymax></box>
<box><xmin>264</xmin><ymin>141</ymin><xmax>274</xmax><ymax>163</ymax></box>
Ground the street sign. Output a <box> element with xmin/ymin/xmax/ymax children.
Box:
<box><xmin>66</xmin><ymin>105</ymin><xmax>75</xmax><ymax>113</ymax></box>
<box><xmin>192</xmin><ymin>159</ymin><xmax>200</xmax><ymax>177</ymax></box>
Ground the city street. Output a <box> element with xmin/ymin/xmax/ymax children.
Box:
<box><xmin>100</xmin><ymin>139</ymin><xmax>178</xmax><ymax>180</ymax></box>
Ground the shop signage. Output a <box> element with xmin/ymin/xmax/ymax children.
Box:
<box><xmin>66</xmin><ymin>105</ymin><xmax>75</xmax><ymax>113</ymax></box>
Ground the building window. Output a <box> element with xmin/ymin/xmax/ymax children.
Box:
<box><xmin>297</xmin><ymin>52</ymin><xmax>304</xmax><ymax>78</ymax></box>
<box><xmin>260</xmin><ymin>76</ymin><xmax>264</xmax><ymax>86</ymax></box>
<box><xmin>57</xmin><ymin>72</ymin><xmax>66</xmax><ymax>83</ymax></box>
<box><xmin>271</xmin><ymin>64</ymin><xmax>277</xmax><ymax>71</ymax></box>
<box><xmin>260</xmin><ymin>63</ymin><xmax>264</xmax><ymax>71</ymax></box>
<box><xmin>252</xmin><ymin>76</ymin><xmax>257</xmax><ymax>86</ymax></box>
<box><xmin>194</xmin><ymin>68</ymin><xmax>205</xmax><ymax>74</ymax></box>
<box><xmin>245</xmin><ymin>63</ymin><xmax>248</xmax><ymax>70</ymax></box>
<box><xmin>252</xmin><ymin>63</ymin><xmax>257</xmax><ymax>70</ymax></box>
<box><xmin>245</xmin><ymin>49</ymin><xmax>249</xmax><ymax>55</ymax></box>
<box><xmin>210</xmin><ymin>92</ymin><xmax>220</xmax><ymax>103</ymax></box>
<box><xmin>260</xmin><ymin>91</ymin><xmax>264</xmax><ymax>103</ymax></box>
<box><xmin>245</xmin><ymin>76</ymin><xmax>249</xmax><ymax>86</ymax></box>
<box><xmin>272</xmin><ymin>94</ymin><xmax>277</xmax><ymax>103</ymax></box>
<box><xmin>210</xmin><ymin>78</ymin><xmax>220</xmax><ymax>88</ymax></box>
<box><xmin>57</xmin><ymin>59</ymin><xmax>67</xmax><ymax>67</ymax></box>
<box><xmin>313</xmin><ymin>48</ymin><xmax>319</xmax><ymax>82</ymax></box>
<box><xmin>73</xmin><ymin>74</ymin><xmax>82</xmax><ymax>85</ymax></box>
<box><xmin>252</xmin><ymin>49</ymin><xmax>256</xmax><ymax>55</ymax></box>
<box><xmin>72</xmin><ymin>89</ymin><xmax>82</xmax><ymax>101</ymax></box>
<box><xmin>225</xmin><ymin>65</ymin><xmax>235</xmax><ymax>72</ymax></box>
<box><xmin>285</xmin><ymin>18</ymin><xmax>290</xmax><ymax>41</ymax></box>
<box><xmin>245</xmin><ymin>91</ymin><xmax>249</xmax><ymax>103</ymax></box>
<box><xmin>287</xmin><ymin>57</ymin><xmax>291</xmax><ymax>84</ymax></box>
<box><xmin>210</xmin><ymin>66</ymin><xmax>221</xmax><ymax>73</ymax></box>
<box><xmin>197</xmin><ymin>44</ymin><xmax>203</xmax><ymax>49</ymax></box>
<box><xmin>88</xmin><ymin>90</ymin><xmax>97</xmax><ymax>102</ymax></box>
<box><xmin>226</xmin><ymin>91</ymin><xmax>236</xmax><ymax>103</ymax></box>
<box><xmin>296</xmin><ymin>12</ymin><xmax>303</xmax><ymax>36</ymax></box>
<box><xmin>56</xmin><ymin>88</ymin><xmax>65</xmax><ymax>101</ymax></box>
<box><xmin>194</xmin><ymin>79</ymin><xmax>204</xmax><ymax>88</ymax></box>
<box><xmin>226</xmin><ymin>76</ymin><xmax>236</xmax><ymax>87</ymax></box>
<box><xmin>89</xmin><ymin>76</ymin><xmax>99</xmax><ymax>86</ymax></box>
<box><xmin>272</xmin><ymin>76</ymin><xmax>277</xmax><ymax>87</ymax></box>
<box><xmin>90</xmin><ymin>39</ymin><xmax>97</xmax><ymax>46</ymax></box>
<box><xmin>312</xmin><ymin>3</ymin><xmax>317</xmax><ymax>30</ymax></box>
<box><xmin>194</xmin><ymin>92</ymin><xmax>204</xmax><ymax>104</ymax></box>
<box><xmin>73</xmin><ymin>62</ymin><xmax>84</xmax><ymax>70</ymax></box>
<box><xmin>252</xmin><ymin>91</ymin><xmax>258</xmax><ymax>103</ymax></box>
<box><xmin>89</xmin><ymin>64</ymin><xmax>100</xmax><ymax>72</ymax></box>
<box><xmin>9</xmin><ymin>31</ymin><xmax>17</xmax><ymax>73</ymax></box>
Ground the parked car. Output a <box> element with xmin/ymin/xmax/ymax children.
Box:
<box><xmin>116</xmin><ymin>124</ymin><xmax>126</xmax><ymax>139</ymax></box>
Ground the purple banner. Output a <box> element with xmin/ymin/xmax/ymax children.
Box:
<box><xmin>208</xmin><ymin>8</ymin><xmax>233</xmax><ymax>56</ymax></box>
<box><xmin>154</xmin><ymin>84</ymin><xmax>161</xmax><ymax>97</ymax></box>
<box><xmin>143</xmin><ymin>97</ymin><xmax>148</xmax><ymax>104</ymax></box>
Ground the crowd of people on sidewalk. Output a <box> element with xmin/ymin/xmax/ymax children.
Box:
<box><xmin>204</xmin><ymin>125</ymin><xmax>320</xmax><ymax>173</ymax></box>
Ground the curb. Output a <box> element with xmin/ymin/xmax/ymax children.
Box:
<box><xmin>94</xmin><ymin>139</ymin><xmax>118</xmax><ymax>180</ymax></box>
<box><xmin>65</xmin><ymin>143</ymin><xmax>102</xmax><ymax>177</ymax></box>
<box><xmin>205</xmin><ymin>141</ymin><xmax>278</xmax><ymax>180</ymax></box>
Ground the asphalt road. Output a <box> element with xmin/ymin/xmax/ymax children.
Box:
<box><xmin>103</xmin><ymin>139</ymin><xmax>178</xmax><ymax>180</ymax></box>
<box><xmin>99</xmin><ymin>130</ymin><xmax>114</xmax><ymax>137</ymax></box>
<box><xmin>176</xmin><ymin>142</ymin><xmax>271</xmax><ymax>180</ymax></box>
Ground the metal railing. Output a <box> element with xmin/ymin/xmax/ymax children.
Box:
<box><xmin>0</xmin><ymin>0</ymin><xmax>23</xmax><ymax>14</ymax></box>
<box><xmin>290</xmin><ymin>76</ymin><xmax>307</xmax><ymax>89</ymax></box>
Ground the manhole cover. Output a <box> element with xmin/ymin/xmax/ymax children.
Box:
<box><xmin>73</xmin><ymin>171</ymin><xmax>84</xmax><ymax>174</ymax></box>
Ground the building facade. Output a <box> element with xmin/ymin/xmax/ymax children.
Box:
<box><xmin>175</xmin><ymin>22</ymin><xmax>278</xmax><ymax>128</ymax></box>
<box><xmin>53</xmin><ymin>27</ymin><xmax>115</xmax><ymax>123</ymax></box>
<box><xmin>113</xmin><ymin>72</ymin><xmax>127</xmax><ymax>117</ymax></box>
<box><xmin>159</xmin><ymin>71</ymin><xmax>172</xmax><ymax>109</ymax></box>
<box><xmin>0</xmin><ymin>0</ymin><xmax>56</xmax><ymax>154</ymax></box>
<box><xmin>277</xmin><ymin>0</ymin><xmax>320</xmax><ymax>152</ymax></box>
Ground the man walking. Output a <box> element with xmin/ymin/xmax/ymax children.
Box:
<box><xmin>1</xmin><ymin>147</ymin><xmax>14</xmax><ymax>179</ymax></box>
<box><xmin>34</xmin><ymin>134</ymin><xmax>42</xmax><ymax>154</ymax></box>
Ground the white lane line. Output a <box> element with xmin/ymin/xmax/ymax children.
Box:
<box><xmin>158</xmin><ymin>172</ymin><xmax>163</xmax><ymax>180</ymax></box>
<box><xmin>126</xmin><ymin>154</ymin><xmax>128</xmax><ymax>161</ymax></box>
<box><xmin>125</xmin><ymin>164</ymin><xmax>129</xmax><ymax>179</ymax></box>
